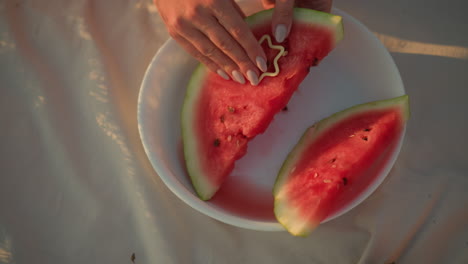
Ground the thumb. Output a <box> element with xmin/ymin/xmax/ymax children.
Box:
<box><xmin>272</xmin><ymin>0</ymin><xmax>294</xmax><ymax>43</ymax></box>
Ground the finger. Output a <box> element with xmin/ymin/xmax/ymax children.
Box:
<box><xmin>164</xmin><ymin>10</ymin><xmax>238</xmax><ymax>81</ymax></box>
<box><xmin>172</xmin><ymin>34</ymin><xmax>231</xmax><ymax>81</ymax></box>
<box><xmin>194</xmin><ymin>15</ymin><xmax>261</xmax><ymax>85</ymax></box>
<box><xmin>181</xmin><ymin>26</ymin><xmax>251</xmax><ymax>84</ymax></box>
<box><xmin>229</xmin><ymin>0</ymin><xmax>246</xmax><ymax>19</ymax></box>
<box><xmin>217</xmin><ymin>1</ymin><xmax>268</xmax><ymax>74</ymax></box>
<box><xmin>272</xmin><ymin>0</ymin><xmax>295</xmax><ymax>43</ymax></box>
<box><xmin>204</xmin><ymin>15</ymin><xmax>261</xmax><ymax>85</ymax></box>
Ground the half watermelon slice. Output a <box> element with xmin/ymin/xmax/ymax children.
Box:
<box><xmin>274</xmin><ymin>95</ymin><xmax>410</xmax><ymax>236</ymax></box>
<box><xmin>181</xmin><ymin>8</ymin><xmax>344</xmax><ymax>200</ymax></box>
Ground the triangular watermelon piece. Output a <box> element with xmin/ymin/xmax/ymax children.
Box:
<box><xmin>274</xmin><ymin>95</ymin><xmax>410</xmax><ymax>236</ymax></box>
<box><xmin>181</xmin><ymin>8</ymin><xmax>344</xmax><ymax>200</ymax></box>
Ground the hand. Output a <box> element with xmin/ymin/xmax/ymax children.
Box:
<box><xmin>154</xmin><ymin>0</ymin><xmax>268</xmax><ymax>85</ymax></box>
<box><xmin>261</xmin><ymin>0</ymin><xmax>333</xmax><ymax>42</ymax></box>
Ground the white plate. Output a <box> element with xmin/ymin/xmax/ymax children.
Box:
<box><xmin>138</xmin><ymin>8</ymin><xmax>405</xmax><ymax>231</ymax></box>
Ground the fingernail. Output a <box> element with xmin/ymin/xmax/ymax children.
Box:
<box><xmin>232</xmin><ymin>70</ymin><xmax>245</xmax><ymax>84</ymax></box>
<box><xmin>256</xmin><ymin>56</ymin><xmax>267</xmax><ymax>72</ymax></box>
<box><xmin>275</xmin><ymin>24</ymin><xmax>287</xmax><ymax>43</ymax></box>
<box><xmin>246</xmin><ymin>70</ymin><xmax>259</xmax><ymax>86</ymax></box>
<box><xmin>217</xmin><ymin>69</ymin><xmax>230</xmax><ymax>80</ymax></box>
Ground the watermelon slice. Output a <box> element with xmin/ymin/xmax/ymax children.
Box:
<box><xmin>181</xmin><ymin>8</ymin><xmax>344</xmax><ymax>200</ymax></box>
<box><xmin>274</xmin><ymin>95</ymin><xmax>410</xmax><ymax>236</ymax></box>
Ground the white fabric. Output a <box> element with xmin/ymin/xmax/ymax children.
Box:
<box><xmin>1</xmin><ymin>0</ymin><xmax>467</xmax><ymax>263</ymax></box>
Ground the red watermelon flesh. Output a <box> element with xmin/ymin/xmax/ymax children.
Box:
<box><xmin>182</xmin><ymin>9</ymin><xmax>344</xmax><ymax>200</ymax></box>
<box><xmin>274</xmin><ymin>95</ymin><xmax>410</xmax><ymax>236</ymax></box>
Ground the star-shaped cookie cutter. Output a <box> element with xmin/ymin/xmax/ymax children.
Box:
<box><xmin>258</xmin><ymin>34</ymin><xmax>287</xmax><ymax>83</ymax></box>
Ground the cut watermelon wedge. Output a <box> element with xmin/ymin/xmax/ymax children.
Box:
<box><xmin>181</xmin><ymin>8</ymin><xmax>344</xmax><ymax>200</ymax></box>
<box><xmin>274</xmin><ymin>95</ymin><xmax>410</xmax><ymax>236</ymax></box>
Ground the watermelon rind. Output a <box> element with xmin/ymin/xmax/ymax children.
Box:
<box><xmin>181</xmin><ymin>8</ymin><xmax>345</xmax><ymax>200</ymax></box>
<box><xmin>181</xmin><ymin>66</ymin><xmax>214</xmax><ymax>200</ymax></box>
<box><xmin>273</xmin><ymin>95</ymin><xmax>410</xmax><ymax>236</ymax></box>
<box><xmin>246</xmin><ymin>8</ymin><xmax>344</xmax><ymax>45</ymax></box>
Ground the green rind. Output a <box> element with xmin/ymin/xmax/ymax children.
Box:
<box><xmin>182</xmin><ymin>8</ymin><xmax>345</xmax><ymax>200</ymax></box>
<box><xmin>181</xmin><ymin>65</ymin><xmax>216</xmax><ymax>200</ymax></box>
<box><xmin>274</xmin><ymin>95</ymin><xmax>410</xmax><ymax>236</ymax></box>
<box><xmin>246</xmin><ymin>8</ymin><xmax>344</xmax><ymax>45</ymax></box>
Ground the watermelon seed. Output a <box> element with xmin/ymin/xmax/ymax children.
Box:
<box><xmin>236</xmin><ymin>140</ymin><xmax>240</xmax><ymax>147</ymax></box>
<box><xmin>228</xmin><ymin>106</ymin><xmax>235</xmax><ymax>113</ymax></box>
<box><xmin>282</xmin><ymin>106</ymin><xmax>288</xmax><ymax>111</ymax></box>
<box><xmin>330</xmin><ymin>158</ymin><xmax>336</xmax><ymax>163</ymax></box>
<box><xmin>220</xmin><ymin>115</ymin><xmax>225</xmax><ymax>123</ymax></box>
<box><xmin>342</xmin><ymin>177</ymin><xmax>348</xmax><ymax>185</ymax></box>
<box><xmin>312</xmin><ymin>58</ymin><xmax>319</xmax><ymax>66</ymax></box>
<box><xmin>332</xmin><ymin>164</ymin><xmax>336</xmax><ymax>168</ymax></box>
<box><xmin>364</xmin><ymin>128</ymin><xmax>372</xmax><ymax>131</ymax></box>
<box><xmin>314</xmin><ymin>172</ymin><xmax>319</xmax><ymax>178</ymax></box>
<box><xmin>227</xmin><ymin>135</ymin><xmax>232</xmax><ymax>142</ymax></box>
<box><xmin>362</xmin><ymin>136</ymin><xmax>368</xmax><ymax>141</ymax></box>
<box><xmin>323</xmin><ymin>179</ymin><xmax>332</xmax><ymax>183</ymax></box>
<box><xmin>214</xmin><ymin>138</ymin><xmax>221</xmax><ymax>147</ymax></box>
<box><xmin>349</xmin><ymin>134</ymin><xmax>355</xmax><ymax>137</ymax></box>
<box><xmin>290</xmin><ymin>167</ymin><xmax>296</xmax><ymax>173</ymax></box>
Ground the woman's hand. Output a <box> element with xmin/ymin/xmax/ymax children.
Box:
<box><xmin>154</xmin><ymin>0</ymin><xmax>268</xmax><ymax>85</ymax></box>
<box><xmin>261</xmin><ymin>0</ymin><xmax>332</xmax><ymax>42</ymax></box>
<box><xmin>154</xmin><ymin>0</ymin><xmax>332</xmax><ymax>85</ymax></box>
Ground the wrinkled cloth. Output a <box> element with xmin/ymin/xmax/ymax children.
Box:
<box><xmin>1</xmin><ymin>0</ymin><xmax>468</xmax><ymax>263</ymax></box>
